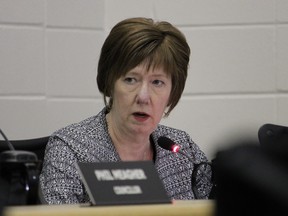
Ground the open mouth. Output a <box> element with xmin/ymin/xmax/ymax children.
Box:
<box><xmin>133</xmin><ymin>112</ymin><xmax>149</xmax><ymax>118</ymax></box>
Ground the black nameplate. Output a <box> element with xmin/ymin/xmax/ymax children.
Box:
<box><xmin>76</xmin><ymin>161</ymin><xmax>171</xmax><ymax>206</ymax></box>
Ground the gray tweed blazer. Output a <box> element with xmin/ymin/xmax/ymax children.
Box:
<box><xmin>40</xmin><ymin>108</ymin><xmax>212</xmax><ymax>204</ymax></box>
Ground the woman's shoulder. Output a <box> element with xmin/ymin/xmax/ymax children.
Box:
<box><xmin>52</xmin><ymin>108</ymin><xmax>107</xmax><ymax>140</ymax></box>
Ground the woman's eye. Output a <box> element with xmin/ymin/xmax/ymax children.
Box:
<box><xmin>152</xmin><ymin>80</ymin><xmax>165</xmax><ymax>86</ymax></box>
<box><xmin>124</xmin><ymin>77</ymin><xmax>137</xmax><ymax>84</ymax></box>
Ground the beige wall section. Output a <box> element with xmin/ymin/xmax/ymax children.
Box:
<box><xmin>1</xmin><ymin>0</ymin><xmax>288</xmax><ymax>159</ymax></box>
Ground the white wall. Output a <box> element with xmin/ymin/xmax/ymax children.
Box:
<box><xmin>1</xmin><ymin>0</ymin><xmax>288</xmax><ymax>159</ymax></box>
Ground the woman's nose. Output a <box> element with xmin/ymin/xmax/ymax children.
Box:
<box><xmin>136</xmin><ymin>83</ymin><xmax>150</xmax><ymax>104</ymax></box>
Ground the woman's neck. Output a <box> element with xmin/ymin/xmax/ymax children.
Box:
<box><xmin>106</xmin><ymin>113</ymin><xmax>153</xmax><ymax>161</ymax></box>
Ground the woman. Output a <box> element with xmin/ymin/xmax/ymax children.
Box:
<box><xmin>40</xmin><ymin>17</ymin><xmax>212</xmax><ymax>204</ymax></box>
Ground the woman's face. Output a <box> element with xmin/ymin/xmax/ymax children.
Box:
<box><xmin>110</xmin><ymin>63</ymin><xmax>172</xmax><ymax>136</ymax></box>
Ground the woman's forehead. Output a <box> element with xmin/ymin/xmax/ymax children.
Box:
<box><xmin>124</xmin><ymin>62</ymin><xmax>171</xmax><ymax>77</ymax></box>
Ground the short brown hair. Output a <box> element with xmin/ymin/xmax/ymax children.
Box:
<box><xmin>97</xmin><ymin>17</ymin><xmax>190</xmax><ymax>116</ymax></box>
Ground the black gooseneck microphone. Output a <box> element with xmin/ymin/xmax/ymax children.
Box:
<box><xmin>0</xmin><ymin>129</ymin><xmax>15</xmax><ymax>151</ymax></box>
<box><xmin>157</xmin><ymin>136</ymin><xmax>195</xmax><ymax>163</ymax></box>
<box><xmin>0</xmin><ymin>129</ymin><xmax>40</xmax><ymax>205</ymax></box>
<box><xmin>157</xmin><ymin>136</ymin><xmax>216</xmax><ymax>199</ymax></box>
<box><xmin>0</xmin><ymin>129</ymin><xmax>37</xmax><ymax>163</ymax></box>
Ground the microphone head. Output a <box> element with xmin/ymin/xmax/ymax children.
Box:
<box><xmin>157</xmin><ymin>136</ymin><xmax>180</xmax><ymax>153</ymax></box>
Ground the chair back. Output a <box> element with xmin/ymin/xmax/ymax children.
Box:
<box><xmin>0</xmin><ymin>137</ymin><xmax>49</xmax><ymax>162</ymax></box>
<box><xmin>0</xmin><ymin>136</ymin><xmax>49</xmax><ymax>205</ymax></box>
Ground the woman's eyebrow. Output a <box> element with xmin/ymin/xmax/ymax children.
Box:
<box><xmin>126</xmin><ymin>71</ymin><xmax>139</xmax><ymax>75</ymax></box>
<box><xmin>152</xmin><ymin>73</ymin><xmax>170</xmax><ymax>79</ymax></box>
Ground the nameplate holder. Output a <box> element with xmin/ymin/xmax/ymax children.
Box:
<box><xmin>76</xmin><ymin>161</ymin><xmax>171</xmax><ymax>206</ymax></box>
